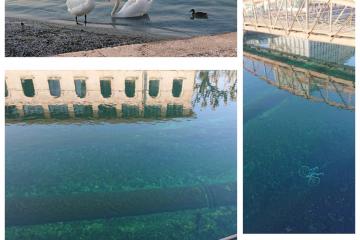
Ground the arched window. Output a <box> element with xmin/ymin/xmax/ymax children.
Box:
<box><xmin>125</xmin><ymin>79</ymin><xmax>135</xmax><ymax>98</ymax></box>
<box><xmin>172</xmin><ymin>79</ymin><xmax>183</xmax><ymax>97</ymax></box>
<box><xmin>21</xmin><ymin>79</ymin><xmax>35</xmax><ymax>97</ymax></box>
<box><xmin>100</xmin><ymin>80</ymin><xmax>112</xmax><ymax>98</ymax></box>
<box><xmin>5</xmin><ymin>105</ymin><xmax>18</xmax><ymax>119</ymax></box>
<box><xmin>73</xmin><ymin>104</ymin><xmax>93</xmax><ymax>118</ymax></box>
<box><xmin>149</xmin><ymin>80</ymin><xmax>159</xmax><ymax>97</ymax></box>
<box><xmin>23</xmin><ymin>105</ymin><xmax>44</xmax><ymax>119</ymax></box>
<box><xmin>49</xmin><ymin>105</ymin><xmax>69</xmax><ymax>119</ymax></box>
<box><xmin>144</xmin><ymin>105</ymin><xmax>161</xmax><ymax>118</ymax></box>
<box><xmin>48</xmin><ymin>79</ymin><xmax>61</xmax><ymax>97</ymax></box>
<box><xmin>166</xmin><ymin>104</ymin><xmax>183</xmax><ymax>117</ymax></box>
<box><xmin>122</xmin><ymin>104</ymin><xmax>139</xmax><ymax>118</ymax></box>
<box><xmin>74</xmin><ymin>79</ymin><xmax>86</xmax><ymax>98</ymax></box>
<box><xmin>98</xmin><ymin>104</ymin><xmax>117</xmax><ymax>118</ymax></box>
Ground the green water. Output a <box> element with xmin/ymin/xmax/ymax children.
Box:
<box><xmin>6</xmin><ymin>71</ymin><xmax>237</xmax><ymax>239</ymax></box>
<box><xmin>244</xmin><ymin>54</ymin><xmax>355</xmax><ymax>233</ymax></box>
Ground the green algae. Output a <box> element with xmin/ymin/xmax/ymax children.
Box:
<box><xmin>6</xmin><ymin>207</ymin><xmax>236</xmax><ymax>240</ymax></box>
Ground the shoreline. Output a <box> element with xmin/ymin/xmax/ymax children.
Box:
<box><xmin>58</xmin><ymin>32</ymin><xmax>237</xmax><ymax>57</ymax></box>
<box><xmin>6</xmin><ymin>17</ymin><xmax>237</xmax><ymax>57</ymax></box>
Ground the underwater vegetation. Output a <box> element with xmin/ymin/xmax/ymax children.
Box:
<box><xmin>244</xmin><ymin>58</ymin><xmax>355</xmax><ymax>233</ymax></box>
<box><xmin>298</xmin><ymin>166</ymin><xmax>324</xmax><ymax>186</ymax></box>
<box><xmin>6</xmin><ymin>206</ymin><xmax>236</xmax><ymax>240</ymax></box>
<box><xmin>5</xmin><ymin>71</ymin><xmax>237</xmax><ymax>239</ymax></box>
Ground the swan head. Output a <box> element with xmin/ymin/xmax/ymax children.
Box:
<box><xmin>190</xmin><ymin>9</ymin><xmax>195</xmax><ymax>14</ymax></box>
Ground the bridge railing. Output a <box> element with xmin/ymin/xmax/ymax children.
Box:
<box><xmin>243</xmin><ymin>0</ymin><xmax>355</xmax><ymax>46</ymax></box>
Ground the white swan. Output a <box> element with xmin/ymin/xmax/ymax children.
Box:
<box><xmin>111</xmin><ymin>0</ymin><xmax>153</xmax><ymax>18</ymax></box>
<box><xmin>66</xmin><ymin>0</ymin><xmax>95</xmax><ymax>25</ymax></box>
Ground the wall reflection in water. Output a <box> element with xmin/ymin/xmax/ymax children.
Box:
<box><xmin>5</xmin><ymin>70</ymin><xmax>237</xmax><ymax>123</ymax></box>
<box><xmin>244</xmin><ymin>53</ymin><xmax>355</xmax><ymax>111</ymax></box>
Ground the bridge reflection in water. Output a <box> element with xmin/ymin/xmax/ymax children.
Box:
<box><xmin>244</xmin><ymin>53</ymin><xmax>355</xmax><ymax>110</ymax></box>
<box><xmin>5</xmin><ymin>71</ymin><xmax>199</xmax><ymax>122</ymax></box>
<box><xmin>245</xmin><ymin>34</ymin><xmax>355</xmax><ymax>65</ymax></box>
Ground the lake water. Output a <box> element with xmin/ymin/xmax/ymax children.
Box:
<box><xmin>244</xmin><ymin>33</ymin><xmax>355</xmax><ymax>67</ymax></box>
<box><xmin>5</xmin><ymin>0</ymin><xmax>237</xmax><ymax>38</ymax></box>
<box><xmin>243</xmin><ymin>39</ymin><xmax>355</xmax><ymax>233</ymax></box>
<box><xmin>5</xmin><ymin>71</ymin><xmax>237</xmax><ymax>239</ymax></box>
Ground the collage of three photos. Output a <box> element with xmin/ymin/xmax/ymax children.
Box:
<box><xmin>4</xmin><ymin>0</ymin><xmax>356</xmax><ymax>239</ymax></box>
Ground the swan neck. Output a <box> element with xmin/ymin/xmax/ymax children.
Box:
<box><xmin>111</xmin><ymin>0</ymin><xmax>120</xmax><ymax>16</ymax></box>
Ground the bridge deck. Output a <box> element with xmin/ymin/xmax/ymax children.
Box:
<box><xmin>244</xmin><ymin>0</ymin><xmax>355</xmax><ymax>46</ymax></box>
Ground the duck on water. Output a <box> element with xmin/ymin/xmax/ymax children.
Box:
<box><xmin>66</xmin><ymin>1</ymin><xmax>207</xmax><ymax>25</ymax></box>
<box><xmin>190</xmin><ymin>9</ymin><xmax>208</xmax><ymax>19</ymax></box>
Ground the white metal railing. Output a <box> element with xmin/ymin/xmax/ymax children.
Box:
<box><xmin>243</xmin><ymin>0</ymin><xmax>355</xmax><ymax>46</ymax></box>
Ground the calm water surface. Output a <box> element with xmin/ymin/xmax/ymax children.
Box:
<box><xmin>244</xmin><ymin>32</ymin><xmax>355</xmax><ymax>67</ymax></box>
<box><xmin>244</xmin><ymin>46</ymin><xmax>355</xmax><ymax>233</ymax></box>
<box><xmin>6</xmin><ymin>0</ymin><xmax>236</xmax><ymax>38</ymax></box>
<box><xmin>6</xmin><ymin>71</ymin><xmax>237</xmax><ymax>239</ymax></box>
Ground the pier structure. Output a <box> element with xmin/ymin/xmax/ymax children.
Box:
<box><xmin>5</xmin><ymin>71</ymin><xmax>196</xmax><ymax>121</ymax></box>
<box><xmin>243</xmin><ymin>0</ymin><xmax>355</xmax><ymax>46</ymax></box>
<box><xmin>244</xmin><ymin>52</ymin><xmax>355</xmax><ymax>110</ymax></box>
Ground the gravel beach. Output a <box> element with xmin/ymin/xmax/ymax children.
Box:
<box><xmin>6</xmin><ymin>17</ymin><xmax>237</xmax><ymax>57</ymax></box>
<box><xmin>5</xmin><ymin>17</ymin><xmax>163</xmax><ymax>57</ymax></box>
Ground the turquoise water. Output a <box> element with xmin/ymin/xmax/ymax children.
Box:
<box><xmin>5</xmin><ymin>0</ymin><xmax>236</xmax><ymax>38</ymax></box>
<box><xmin>243</xmin><ymin>52</ymin><xmax>355</xmax><ymax>233</ymax></box>
<box><xmin>6</xmin><ymin>71</ymin><xmax>237</xmax><ymax>239</ymax></box>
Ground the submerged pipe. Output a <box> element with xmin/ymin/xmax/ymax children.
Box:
<box><xmin>6</xmin><ymin>182</ymin><xmax>236</xmax><ymax>227</ymax></box>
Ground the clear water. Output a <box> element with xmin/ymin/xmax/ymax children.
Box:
<box><xmin>243</xmin><ymin>53</ymin><xmax>355</xmax><ymax>233</ymax></box>
<box><xmin>6</xmin><ymin>71</ymin><xmax>237</xmax><ymax>239</ymax></box>
<box><xmin>5</xmin><ymin>0</ymin><xmax>236</xmax><ymax>38</ymax></box>
<box><xmin>244</xmin><ymin>32</ymin><xmax>355</xmax><ymax>67</ymax></box>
